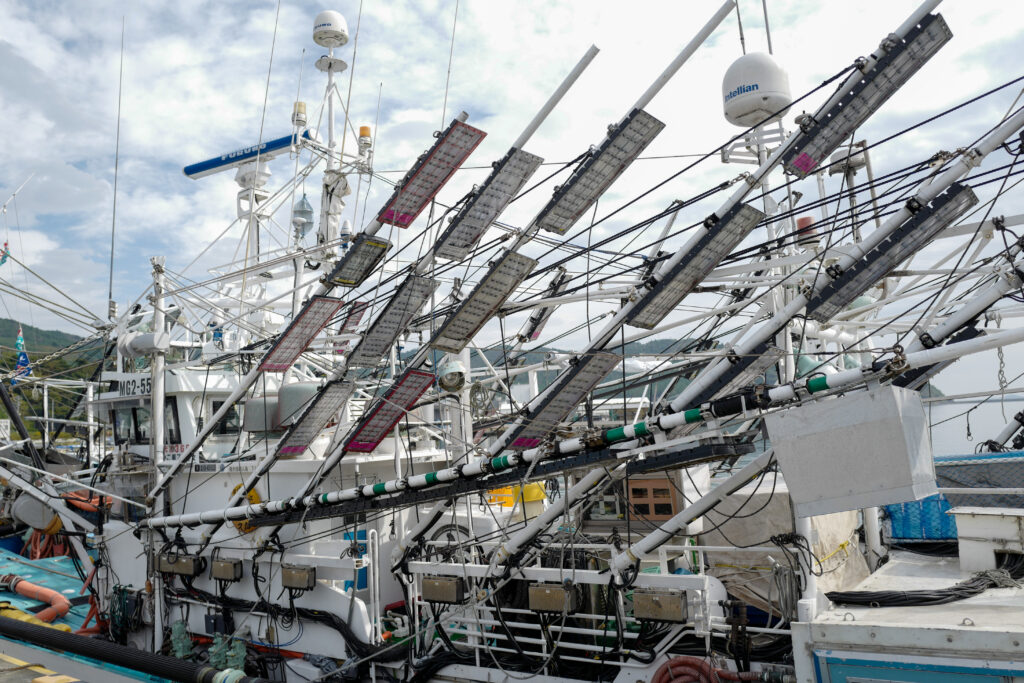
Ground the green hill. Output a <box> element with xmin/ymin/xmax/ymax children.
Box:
<box><xmin>0</xmin><ymin>318</ymin><xmax>82</xmax><ymax>353</ymax></box>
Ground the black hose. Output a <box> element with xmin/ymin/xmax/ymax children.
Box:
<box><xmin>0</xmin><ymin>615</ymin><xmax>272</xmax><ymax>683</ymax></box>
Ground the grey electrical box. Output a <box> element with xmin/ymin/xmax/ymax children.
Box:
<box><xmin>528</xmin><ymin>583</ymin><xmax>578</xmax><ymax>614</ymax></box>
<box><xmin>281</xmin><ymin>564</ymin><xmax>316</xmax><ymax>591</ymax></box>
<box><xmin>158</xmin><ymin>553</ymin><xmax>202</xmax><ymax>577</ymax></box>
<box><xmin>211</xmin><ymin>558</ymin><xmax>243</xmax><ymax>582</ymax></box>
<box><xmin>421</xmin><ymin>576</ymin><xmax>466</xmax><ymax>604</ymax></box>
<box><xmin>633</xmin><ymin>589</ymin><xmax>688</xmax><ymax>623</ymax></box>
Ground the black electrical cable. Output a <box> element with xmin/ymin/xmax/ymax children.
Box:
<box><xmin>827</xmin><ymin>553</ymin><xmax>1024</xmax><ymax>607</ymax></box>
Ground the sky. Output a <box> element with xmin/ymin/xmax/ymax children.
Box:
<box><xmin>1</xmin><ymin>0</ymin><xmax>1023</xmax><ymax>453</ymax></box>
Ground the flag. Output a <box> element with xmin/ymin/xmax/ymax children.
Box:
<box><xmin>0</xmin><ymin>242</ymin><xmax>8</xmax><ymax>266</ymax></box>
<box><xmin>11</xmin><ymin>325</ymin><xmax>30</xmax><ymax>386</ymax></box>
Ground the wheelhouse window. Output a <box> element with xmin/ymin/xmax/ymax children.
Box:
<box><xmin>113</xmin><ymin>408</ymin><xmax>134</xmax><ymax>444</ymax></box>
<box><xmin>135</xmin><ymin>407</ymin><xmax>151</xmax><ymax>444</ymax></box>
<box><xmin>164</xmin><ymin>397</ymin><xmax>181</xmax><ymax>445</ymax></box>
<box><xmin>211</xmin><ymin>400</ymin><xmax>240</xmax><ymax>435</ymax></box>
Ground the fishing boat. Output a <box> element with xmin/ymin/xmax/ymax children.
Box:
<box><xmin>0</xmin><ymin>1</ymin><xmax>1024</xmax><ymax>682</ymax></box>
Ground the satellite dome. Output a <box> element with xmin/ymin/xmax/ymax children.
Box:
<box><xmin>313</xmin><ymin>10</ymin><xmax>349</xmax><ymax>48</ymax></box>
<box><xmin>722</xmin><ymin>52</ymin><xmax>792</xmax><ymax>128</ymax></box>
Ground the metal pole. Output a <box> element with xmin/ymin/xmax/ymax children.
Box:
<box><xmin>42</xmin><ymin>385</ymin><xmax>48</xmax><ymax>452</ymax></box>
<box><xmin>327</xmin><ymin>47</ymin><xmax>337</xmax><ymax>169</ymax></box>
<box><xmin>610</xmin><ymin>451</ymin><xmax>775</xmax><ymax>576</ymax></box>
<box><xmin>630</xmin><ymin>0</ymin><xmax>735</xmax><ymax>113</ymax></box>
<box><xmin>512</xmin><ymin>45</ymin><xmax>600</xmax><ymax>150</ymax></box>
<box><xmin>86</xmin><ymin>383</ymin><xmax>95</xmax><ymax>466</ymax></box>
<box><xmin>151</xmin><ymin>258</ymin><xmax>166</xmax><ymax>473</ymax></box>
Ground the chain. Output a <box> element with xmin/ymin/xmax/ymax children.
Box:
<box><xmin>998</xmin><ymin>345</ymin><xmax>1009</xmax><ymax>420</ymax></box>
<box><xmin>1</xmin><ymin>331</ymin><xmax>106</xmax><ymax>380</ymax></box>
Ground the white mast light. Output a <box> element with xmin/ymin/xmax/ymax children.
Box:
<box><xmin>627</xmin><ymin>203</ymin><xmax>766</xmax><ymax>330</ymax></box>
<box><xmin>507</xmin><ymin>352</ymin><xmax>621</xmax><ymax>449</ymax></box>
<box><xmin>347</xmin><ymin>275</ymin><xmax>438</xmax><ymax>368</ymax></box>
<box><xmin>376</xmin><ymin>120</ymin><xmax>486</xmax><ymax>228</ymax></box>
<box><xmin>435</xmin><ymin>148</ymin><xmax>544</xmax><ymax>261</ymax></box>
<box><xmin>807</xmin><ymin>183</ymin><xmax>978</xmax><ymax>322</ymax></box>
<box><xmin>260</xmin><ymin>296</ymin><xmax>346</xmax><ymax>372</ymax></box>
<box><xmin>782</xmin><ymin>13</ymin><xmax>952</xmax><ymax>178</ymax></box>
<box><xmin>430</xmin><ymin>251</ymin><xmax>538</xmax><ymax>354</ymax></box>
<box><xmin>292</xmin><ymin>194</ymin><xmax>315</xmax><ymax>237</ymax></box>
<box><xmin>279</xmin><ymin>380</ymin><xmax>355</xmax><ymax>455</ymax></box>
<box><xmin>536</xmin><ymin>109</ymin><xmax>665</xmax><ymax>235</ymax></box>
<box><xmin>326</xmin><ymin>233</ymin><xmax>392</xmax><ymax>287</ymax></box>
<box><xmin>345</xmin><ymin>369</ymin><xmax>435</xmax><ymax>453</ymax></box>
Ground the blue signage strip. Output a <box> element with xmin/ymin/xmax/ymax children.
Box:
<box><xmin>183</xmin><ymin>130</ymin><xmax>313</xmax><ymax>179</ymax></box>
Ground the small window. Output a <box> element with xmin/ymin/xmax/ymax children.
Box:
<box><xmin>628</xmin><ymin>478</ymin><xmax>676</xmax><ymax>521</ymax></box>
<box><xmin>113</xmin><ymin>408</ymin><xmax>134</xmax><ymax>444</ymax></box>
<box><xmin>164</xmin><ymin>398</ymin><xmax>181</xmax><ymax>445</ymax></box>
<box><xmin>211</xmin><ymin>400</ymin><xmax>240</xmax><ymax>435</ymax></box>
<box><xmin>135</xmin><ymin>407</ymin><xmax>152</xmax><ymax>444</ymax></box>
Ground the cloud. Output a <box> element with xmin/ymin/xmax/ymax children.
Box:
<box><xmin>0</xmin><ymin>0</ymin><xmax>1022</xmax><ymax>453</ymax></box>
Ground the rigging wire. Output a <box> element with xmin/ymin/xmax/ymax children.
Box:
<box><xmin>107</xmin><ymin>16</ymin><xmax>125</xmax><ymax>320</ymax></box>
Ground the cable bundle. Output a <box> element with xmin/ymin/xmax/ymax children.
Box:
<box><xmin>827</xmin><ymin>554</ymin><xmax>1024</xmax><ymax>607</ymax></box>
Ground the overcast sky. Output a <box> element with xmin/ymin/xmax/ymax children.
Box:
<box><xmin>1</xmin><ymin>0</ymin><xmax>1023</xmax><ymax>453</ymax></box>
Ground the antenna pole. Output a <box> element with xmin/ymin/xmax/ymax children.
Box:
<box><xmin>327</xmin><ymin>46</ymin><xmax>338</xmax><ymax>169</ymax></box>
<box><xmin>107</xmin><ymin>17</ymin><xmax>125</xmax><ymax>320</ymax></box>
<box><xmin>762</xmin><ymin>0</ymin><xmax>774</xmax><ymax>54</ymax></box>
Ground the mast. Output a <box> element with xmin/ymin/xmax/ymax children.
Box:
<box><xmin>150</xmin><ymin>257</ymin><xmax>166</xmax><ymax>474</ymax></box>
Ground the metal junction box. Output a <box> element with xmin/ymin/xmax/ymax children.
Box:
<box><xmin>158</xmin><ymin>553</ymin><xmax>202</xmax><ymax>577</ymax></box>
<box><xmin>281</xmin><ymin>564</ymin><xmax>316</xmax><ymax>591</ymax></box>
<box><xmin>528</xmin><ymin>583</ymin><xmax>578</xmax><ymax>614</ymax></box>
<box><xmin>766</xmin><ymin>385</ymin><xmax>935</xmax><ymax>517</ymax></box>
<box><xmin>632</xmin><ymin>589</ymin><xmax>688</xmax><ymax>623</ymax></box>
<box><xmin>211</xmin><ymin>558</ymin><xmax>243</xmax><ymax>582</ymax></box>
<box><xmin>421</xmin><ymin>576</ymin><xmax>466</xmax><ymax>604</ymax></box>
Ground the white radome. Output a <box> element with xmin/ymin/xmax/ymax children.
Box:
<box><xmin>313</xmin><ymin>10</ymin><xmax>349</xmax><ymax>48</ymax></box>
<box><xmin>722</xmin><ymin>52</ymin><xmax>792</xmax><ymax>127</ymax></box>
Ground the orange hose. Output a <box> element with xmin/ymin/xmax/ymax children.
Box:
<box><xmin>62</xmin><ymin>490</ymin><xmax>109</xmax><ymax>513</ymax></box>
<box><xmin>650</xmin><ymin>657</ymin><xmax>761</xmax><ymax>683</ymax></box>
<box><xmin>2</xmin><ymin>575</ymin><xmax>71</xmax><ymax>622</ymax></box>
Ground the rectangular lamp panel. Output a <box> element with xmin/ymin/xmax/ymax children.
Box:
<box><xmin>376</xmin><ymin>120</ymin><xmax>486</xmax><ymax>228</ymax></box>
<box><xmin>536</xmin><ymin>108</ymin><xmax>664</xmax><ymax>235</ymax></box>
<box><xmin>435</xmin><ymin>148</ymin><xmax>544</xmax><ymax>261</ymax></box>
<box><xmin>627</xmin><ymin>203</ymin><xmax>766</xmax><ymax>329</ymax></box>
<box><xmin>340</xmin><ymin>301</ymin><xmax>369</xmax><ymax>333</ymax></box>
<box><xmin>807</xmin><ymin>183</ymin><xmax>976</xmax><ymax>322</ymax></box>
<box><xmin>522</xmin><ymin>268</ymin><xmax>570</xmax><ymax>342</ymax></box>
<box><xmin>507</xmin><ymin>351</ymin><xmax>620</xmax><ymax>449</ymax></box>
<box><xmin>782</xmin><ymin>14</ymin><xmax>951</xmax><ymax>178</ymax></box>
<box><xmin>260</xmin><ymin>296</ymin><xmax>346</xmax><ymax>372</ymax></box>
<box><xmin>278</xmin><ymin>380</ymin><xmax>355</xmax><ymax>455</ymax></box>
<box><xmin>347</xmin><ymin>275</ymin><xmax>438</xmax><ymax>368</ymax></box>
<box><xmin>327</xmin><ymin>234</ymin><xmax>392</xmax><ymax>287</ymax></box>
<box><xmin>716</xmin><ymin>345</ymin><xmax>785</xmax><ymax>397</ymax></box>
<box><xmin>345</xmin><ymin>369</ymin><xmax>435</xmax><ymax>452</ymax></box>
<box><xmin>430</xmin><ymin>251</ymin><xmax>538</xmax><ymax>354</ymax></box>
